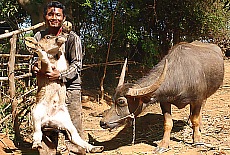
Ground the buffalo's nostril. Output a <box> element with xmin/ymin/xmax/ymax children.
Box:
<box><xmin>100</xmin><ymin>121</ymin><xmax>107</xmax><ymax>128</ymax></box>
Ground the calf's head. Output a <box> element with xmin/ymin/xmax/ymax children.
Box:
<box><xmin>25</xmin><ymin>35</ymin><xmax>66</xmax><ymax>55</ymax></box>
<box><xmin>100</xmin><ymin>59</ymin><xmax>168</xmax><ymax>130</ymax></box>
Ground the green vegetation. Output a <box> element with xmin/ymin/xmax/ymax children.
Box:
<box><xmin>1</xmin><ymin>0</ymin><xmax>229</xmax><ymax>65</ymax></box>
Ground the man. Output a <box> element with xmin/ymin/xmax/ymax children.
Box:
<box><xmin>32</xmin><ymin>1</ymin><xmax>83</xmax><ymax>154</ymax></box>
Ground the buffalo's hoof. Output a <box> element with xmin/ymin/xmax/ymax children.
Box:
<box><xmin>89</xmin><ymin>146</ymin><xmax>104</xmax><ymax>153</ymax></box>
<box><xmin>193</xmin><ymin>142</ymin><xmax>215</xmax><ymax>149</ymax></box>
<box><xmin>32</xmin><ymin>142</ymin><xmax>43</xmax><ymax>149</ymax></box>
<box><xmin>154</xmin><ymin>146</ymin><xmax>170</xmax><ymax>154</ymax></box>
<box><xmin>193</xmin><ymin>142</ymin><xmax>204</xmax><ymax>148</ymax></box>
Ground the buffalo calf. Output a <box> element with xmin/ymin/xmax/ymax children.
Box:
<box><xmin>25</xmin><ymin>35</ymin><xmax>103</xmax><ymax>153</ymax></box>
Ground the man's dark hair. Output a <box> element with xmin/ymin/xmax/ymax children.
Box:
<box><xmin>43</xmin><ymin>1</ymin><xmax>66</xmax><ymax>16</ymax></box>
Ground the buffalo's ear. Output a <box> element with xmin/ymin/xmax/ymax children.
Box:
<box><xmin>25</xmin><ymin>37</ymin><xmax>37</xmax><ymax>49</ymax></box>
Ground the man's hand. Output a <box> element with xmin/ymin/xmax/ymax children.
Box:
<box><xmin>46</xmin><ymin>66</ymin><xmax>60</xmax><ymax>80</ymax></box>
<box><xmin>32</xmin><ymin>66</ymin><xmax>40</xmax><ymax>75</ymax></box>
<box><xmin>32</xmin><ymin>61</ymin><xmax>41</xmax><ymax>75</ymax></box>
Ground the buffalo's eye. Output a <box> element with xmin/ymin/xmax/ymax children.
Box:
<box><xmin>116</xmin><ymin>97</ymin><xmax>127</xmax><ymax>107</ymax></box>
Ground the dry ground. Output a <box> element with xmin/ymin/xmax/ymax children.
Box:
<box><xmin>0</xmin><ymin>60</ymin><xmax>230</xmax><ymax>155</ymax></box>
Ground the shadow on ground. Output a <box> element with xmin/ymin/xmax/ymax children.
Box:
<box><xmin>89</xmin><ymin>113</ymin><xmax>186</xmax><ymax>151</ymax></box>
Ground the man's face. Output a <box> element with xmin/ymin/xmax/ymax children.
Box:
<box><xmin>45</xmin><ymin>7</ymin><xmax>65</xmax><ymax>28</ymax></box>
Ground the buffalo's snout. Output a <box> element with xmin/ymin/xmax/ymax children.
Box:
<box><xmin>100</xmin><ymin>119</ymin><xmax>121</xmax><ymax>130</ymax></box>
<box><xmin>100</xmin><ymin>121</ymin><xmax>108</xmax><ymax>129</ymax></box>
<box><xmin>100</xmin><ymin>102</ymin><xmax>131</xmax><ymax>130</ymax></box>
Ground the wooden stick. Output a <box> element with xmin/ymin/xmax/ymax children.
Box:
<box><xmin>0</xmin><ymin>137</ymin><xmax>14</xmax><ymax>153</ymax></box>
<box><xmin>0</xmin><ymin>22</ymin><xmax>45</xmax><ymax>40</ymax></box>
<box><xmin>16</xmin><ymin>87</ymin><xmax>37</xmax><ymax>100</ymax></box>
<box><xmin>0</xmin><ymin>73</ymin><xmax>32</xmax><ymax>81</ymax></box>
<box><xmin>0</xmin><ymin>54</ymin><xmax>33</xmax><ymax>58</ymax></box>
<box><xmin>0</xmin><ymin>114</ymin><xmax>12</xmax><ymax>124</ymax></box>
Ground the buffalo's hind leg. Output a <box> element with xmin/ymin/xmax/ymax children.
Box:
<box><xmin>198</xmin><ymin>100</ymin><xmax>206</xmax><ymax>133</ymax></box>
<box><xmin>154</xmin><ymin>102</ymin><xmax>173</xmax><ymax>154</ymax></box>
<box><xmin>190</xmin><ymin>102</ymin><xmax>203</xmax><ymax>146</ymax></box>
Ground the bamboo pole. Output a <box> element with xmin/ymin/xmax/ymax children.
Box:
<box><xmin>0</xmin><ymin>22</ymin><xmax>45</xmax><ymax>40</ymax></box>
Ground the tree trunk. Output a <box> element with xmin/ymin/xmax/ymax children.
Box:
<box><xmin>9</xmin><ymin>35</ymin><xmax>21</xmax><ymax>144</ymax></box>
<box><xmin>17</xmin><ymin>0</ymin><xmax>47</xmax><ymax>32</ymax></box>
<box><xmin>159</xmin><ymin>30</ymin><xmax>170</xmax><ymax>58</ymax></box>
<box><xmin>173</xmin><ymin>29</ymin><xmax>180</xmax><ymax>45</ymax></box>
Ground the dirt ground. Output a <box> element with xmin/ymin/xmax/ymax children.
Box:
<box><xmin>0</xmin><ymin>60</ymin><xmax>230</xmax><ymax>155</ymax></box>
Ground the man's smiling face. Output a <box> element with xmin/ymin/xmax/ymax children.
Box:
<box><xmin>45</xmin><ymin>7</ymin><xmax>65</xmax><ymax>28</ymax></box>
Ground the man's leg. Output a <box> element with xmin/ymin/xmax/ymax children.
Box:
<box><xmin>66</xmin><ymin>89</ymin><xmax>85</xmax><ymax>155</ymax></box>
<box><xmin>66</xmin><ymin>89</ymin><xmax>83</xmax><ymax>137</ymax></box>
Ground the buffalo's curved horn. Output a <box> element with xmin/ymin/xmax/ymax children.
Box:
<box><xmin>126</xmin><ymin>59</ymin><xmax>168</xmax><ymax>97</ymax></box>
<box><xmin>117</xmin><ymin>58</ymin><xmax>128</xmax><ymax>89</ymax></box>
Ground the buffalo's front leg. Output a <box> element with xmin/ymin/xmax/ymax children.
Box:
<box><xmin>190</xmin><ymin>103</ymin><xmax>202</xmax><ymax>145</ymax></box>
<box><xmin>32</xmin><ymin>102</ymin><xmax>46</xmax><ymax>149</ymax></box>
<box><xmin>154</xmin><ymin>102</ymin><xmax>172</xmax><ymax>153</ymax></box>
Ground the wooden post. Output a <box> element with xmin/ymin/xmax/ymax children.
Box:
<box><xmin>9</xmin><ymin>34</ymin><xmax>21</xmax><ymax>144</ymax></box>
<box><xmin>8</xmin><ymin>35</ymin><xmax>16</xmax><ymax>106</ymax></box>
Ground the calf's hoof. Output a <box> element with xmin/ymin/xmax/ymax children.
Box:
<box><xmin>66</xmin><ymin>142</ymin><xmax>86</xmax><ymax>155</ymax></box>
<box><xmin>154</xmin><ymin>146</ymin><xmax>170</xmax><ymax>154</ymax></box>
<box><xmin>89</xmin><ymin>146</ymin><xmax>104</xmax><ymax>153</ymax></box>
<box><xmin>32</xmin><ymin>142</ymin><xmax>43</xmax><ymax>149</ymax></box>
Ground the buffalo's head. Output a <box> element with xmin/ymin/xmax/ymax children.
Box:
<box><xmin>100</xmin><ymin>59</ymin><xmax>168</xmax><ymax>130</ymax></box>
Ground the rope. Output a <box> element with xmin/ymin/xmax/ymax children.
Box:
<box><xmin>132</xmin><ymin>116</ymin><xmax>135</xmax><ymax>145</ymax></box>
<box><xmin>109</xmin><ymin>113</ymin><xmax>135</xmax><ymax>124</ymax></box>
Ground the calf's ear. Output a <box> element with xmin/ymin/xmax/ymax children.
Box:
<box><xmin>25</xmin><ymin>37</ymin><xmax>37</xmax><ymax>49</ymax></box>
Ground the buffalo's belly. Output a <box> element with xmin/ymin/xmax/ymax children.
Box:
<box><xmin>156</xmin><ymin>94</ymin><xmax>197</xmax><ymax>109</ymax></box>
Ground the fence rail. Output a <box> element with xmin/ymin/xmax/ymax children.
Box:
<box><xmin>0</xmin><ymin>54</ymin><xmax>33</xmax><ymax>81</ymax></box>
<box><xmin>0</xmin><ymin>54</ymin><xmax>33</xmax><ymax>58</ymax></box>
<box><xmin>0</xmin><ymin>73</ymin><xmax>32</xmax><ymax>81</ymax></box>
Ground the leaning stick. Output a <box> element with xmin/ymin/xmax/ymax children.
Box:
<box><xmin>0</xmin><ymin>22</ymin><xmax>45</xmax><ymax>40</ymax></box>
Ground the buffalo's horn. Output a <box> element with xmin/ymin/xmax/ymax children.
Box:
<box><xmin>126</xmin><ymin>59</ymin><xmax>168</xmax><ymax>96</ymax></box>
<box><xmin>117</xmin><ymin>58</ymin><xmax>128</xmax><ymax>88</ymax></box>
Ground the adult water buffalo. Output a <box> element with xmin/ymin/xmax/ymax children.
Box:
<box><xmin>100</xmin><ymin>41</ymin><xmax>224</xmax><ymax>153</ymax></box>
